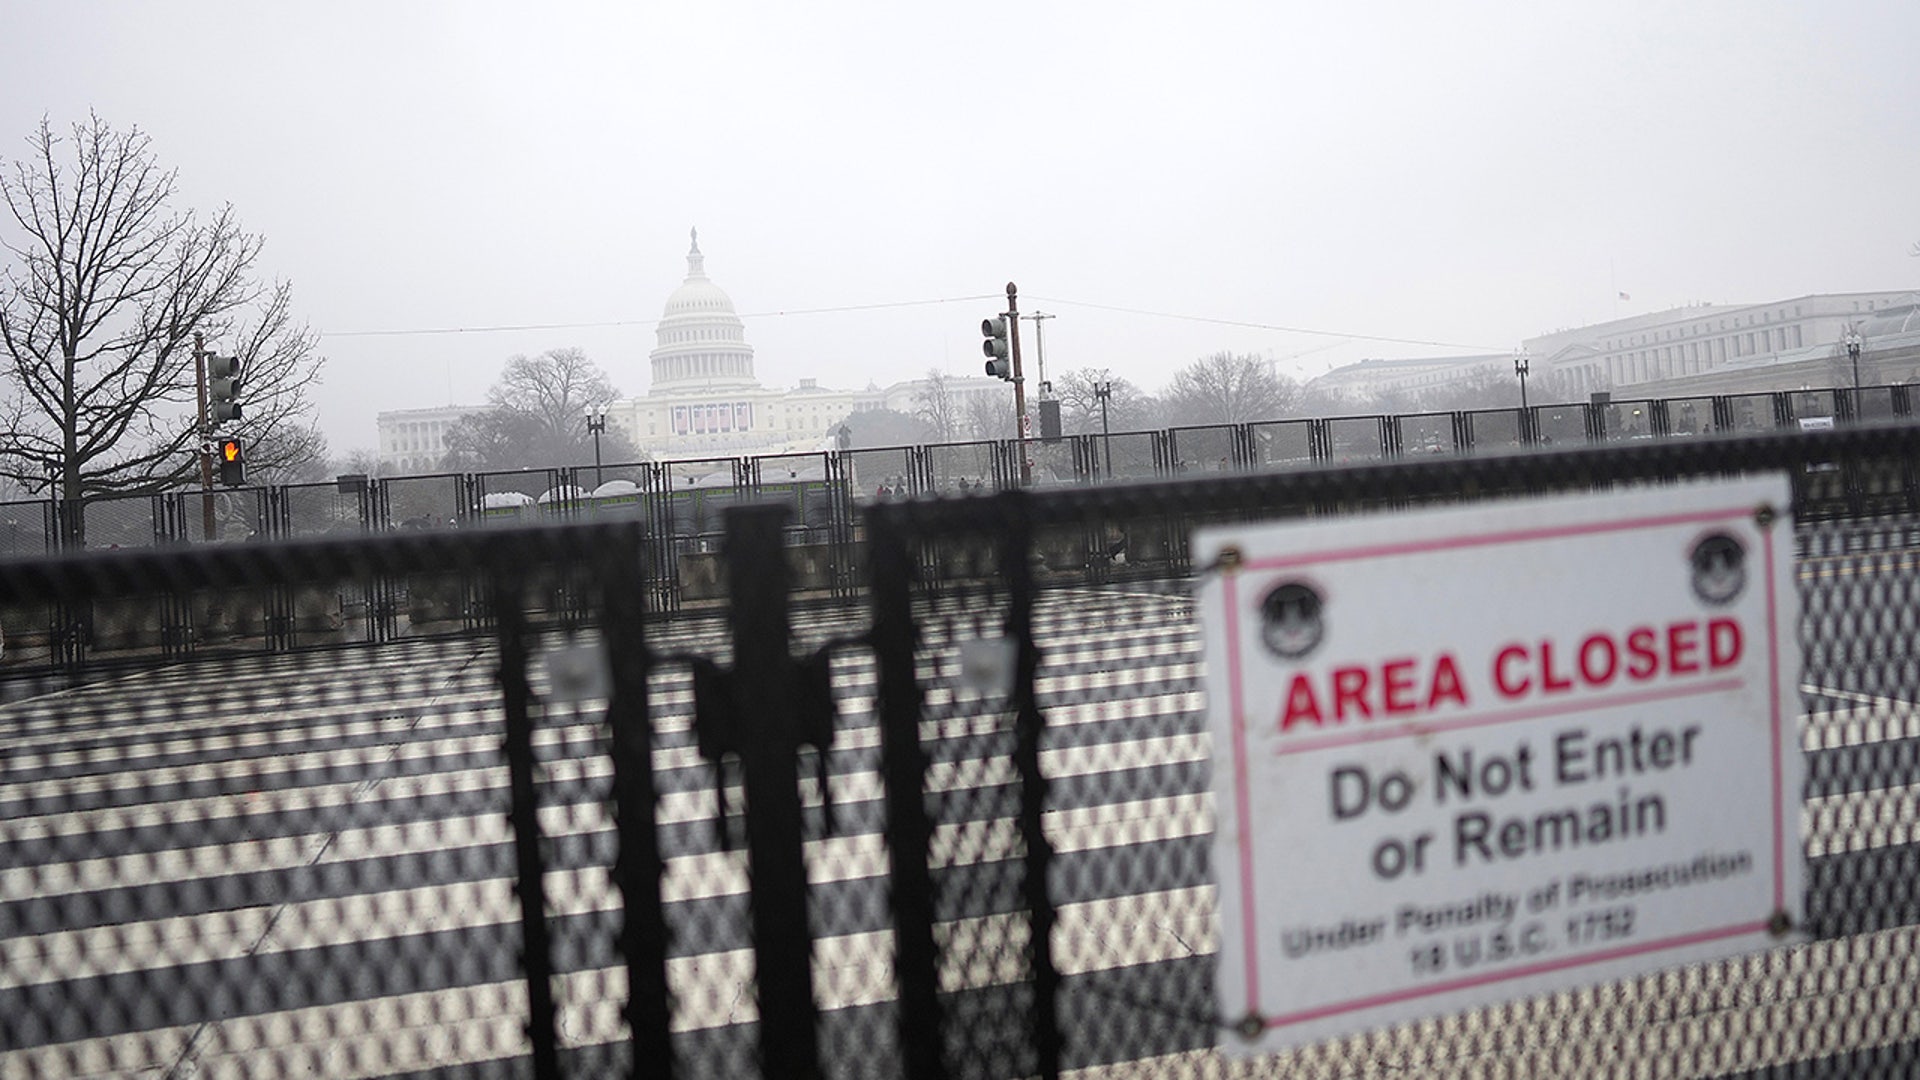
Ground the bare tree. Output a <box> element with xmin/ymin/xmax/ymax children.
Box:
<box><xmin>489</xmin><ymin>347</ymin><xmax>619</xmax><ymax>435</ymax></box>
<box><xmin>913</xmin><ymin>367</ymin><xmax>960</xmax><ymax>441</ymax></box>
<box><xmin>248</xmin><ymin>423</ymin><xmax>331</xmax><ymax>485</ymax></box>
<box><xmin>1162</xmin><ymin>352</ymin><xmax>1300</xmax><ymax>426</ymax></box>
<box><xmin>1053</xmin><ymin>368</ymin><xmax>1159</xmax><ymax>433</ymax></box>
<box><xmin>443</xmin><ymin>347</ymin><xmax>632</xmax><ymax>470</ymax></box>
<box><xmin>331</xmin><ymin>446</ymin><xmax>385</xmax><ymax>479</ymax></box>
<box><xmin>961</xmin><ymin>385</ymin><xmax>1016</xmax><ymax>441</ymax></box>
<box><xmin>0</xmin><ymin>115</ymin><xmax>323</xmax><ymax>501</ymax></box>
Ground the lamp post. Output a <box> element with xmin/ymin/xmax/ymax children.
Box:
<box><xmin>1513</xmin><ymin>348</ymin><xmax>1531</xmax><ymax>412</ymax></box>
<box><xmin>1093</xmin><ymin>374</ymin><xmax>1114</xmax><ymax>477</ymax></box>
<box><xmin>1845</xmin><ymin>328</ymin><xmax>1864</xmax><ymax>392</ymax></box>
<box><xmin>585</xmin><ymin>405</ymin><xmax>607</xmax><ymax>488</ymax></box>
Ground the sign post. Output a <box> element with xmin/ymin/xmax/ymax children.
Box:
<box><xmin>1196</xmin><ymin>476</ymin><xmax>1804</xmax><ymax>1054</ymax></box>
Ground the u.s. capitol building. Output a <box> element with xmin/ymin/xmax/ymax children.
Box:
<box><xmin>377</xmin><ymin>230</ymin><xmax>1008</xmax><ymax>473</ymax></box>
<box><xmin>603</xmin><ymin>229</ymin><xmax>1004</xmax><ymax>457</ymax></box>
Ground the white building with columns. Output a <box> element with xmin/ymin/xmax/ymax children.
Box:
<box><xmin>607</xmin><ymin>230</ymin><xmax>1007</xmax><ymax>457</ymax></box>
<box><xmin>1308</xmin><ymin>290</ymin><xmax>1920</xmax><ymax>404</ymax></box>
<box><xmin>375</xmin><ymin>404</ymin><xmax>487</xmax><ymax>474</ymax></box>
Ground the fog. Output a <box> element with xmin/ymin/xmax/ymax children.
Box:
<box><xmin>5</xmin><ymin>1</ymin><xmax>1917</xmax><ymax>452</ymax></box>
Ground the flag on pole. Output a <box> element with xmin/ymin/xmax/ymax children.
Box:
<box><xmin>1618</xmin><ymin>291</ymin><xmax>1631</xmax><ymax>301</ymax></box>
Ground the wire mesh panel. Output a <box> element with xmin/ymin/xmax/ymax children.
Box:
<box><xmin>0</xmin><ymin>526</ymin><xmax>652</xmax><ymax>1078</ymax></box>
<box><xmin>1726</xmin><ymin>393</ymin><xmax>1782</xmax><ymax>433</ymax></box>
<box><xmin>793</xmin><ymin>604</ymin><xmax>909</xmax><ymax>1080</ymax></box>
<box><xmin>0</xmin><ymin>500</ymin><xmax>53</xmax><ymax>559</ymax></box>
<box><xmin>1167</xmin><ymin>426</ymin><xmax>1240</xmax><ymax>476</ymax></box>
<box><xmin>475</xmin><ymin>469</ymin><xmax>560</xmax><ymax>526</ymax></box>
<box><xmin>927</xmin><ymin>441</ymin><xmax>1005</xmax><ymax>496</ymax></box>
<box><xmin>1095</xmin><ymin>432</ymin><xmax>1161</xmax><ymax>482</ymax></box>
<box><xmin>1462</xmin><ymin>408</ymin><xmax>1523</xmax><ymax>451</ymax></box>
<box><xmin>1028</xmin><ymin>437</ymin><xmax>1083</xmax><ymax>489</ymax></box>
<box><xmin>80</xmin><ymin>492</ymin><xmax>169</xmax><ymax>549</ymax></box>
<box><xmin>385</xmin><ymin>473</ymin><xmax>467</xmax><ymax>531</ymax></box>
<box><xmin>843</xmin><ymin>447</ymin><xmax>918</xmax><ymax>502</ymax></box>
<box><xmin>753</xmin><ymin>453</ymin><xmax>836</xmax><ymax>540</ymax></box>
<box><xmin>1596</xmin><ymin>399</ymin><xmax>1660</xmax><ymax>440</ymax></box>
<box><xmin>1395</xmin><ymin>412</ymin><xmax>1459</xmax><ymax>456</ymax></box>
<box><xmin>580</xmin><ymin>462</ymin><xmax>652</xmax><ymax>527</ymax></box>
<box><xmin>1534</xmin><ymin>405</ymin><xmax>1585</xmax><ymax>447</ymax></box>
<box><xmin>641</xmin><ymin>635</ymin><xmax>763</xmax><ymax>1080</ymax></box>
<box><xmin>176</xmin><ymin>488</ymin><xmax>270</xmax><ymax>545</ymax></box>
<box><xmin>281</xmin><ymin>481</ymin><xmax>371</xmax><ymax>538</ymax></box>
<box><xmin>905</xmin><ymin>528</ymin><xmax>1047</xmax><ymax>1079</ymax></box>
<box><xmin>1787</xmin><ymin>389</ymin><xmax>1844</xmax><ymax>425</ymax></box>
<box><xmin>1325</xmin><ymin>416</ymin><xmax>1386</xmax><ymax>462</ymax></box>
<box><xmin>1668</xmin><ymin>396</ymin><xmax>1718</xmax><ymax>436</ymax></box>
<box><xmin>1855</xmin><ymin>386</ymin><xmax>1901</xmax><ymax>422</ymax></box>
<box><xmin>1248</xmin><ymin>420</ymin><xmax>1314</xmax><ymax>470</ymax></box>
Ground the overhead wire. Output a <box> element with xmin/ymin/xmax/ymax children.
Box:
<box><xmin>1027</xmin><ymin>295</ymin><xmax>1505</xmax><ymax>352</ymax></box>
<box><xmin>318</xmin><ymin>292</ymin><xmax>1499</xmax><ymax>354</ymax></box>
<box><xmin>320</xmin><ymin>294</ymin><xmax>1003</xmax><ymax>339</ymax></box>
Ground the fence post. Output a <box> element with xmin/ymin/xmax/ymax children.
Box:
<box><xmin>725</xmin><ymin>503</ymin><xmax>823</xmax><ymax>1078</ymax></box>
<box><xmin>870</xmin><ymin>506</ymin><xmax>948</xmax><ymax>1080</ymax></box>
<box><xmin>598</xmin><ymin>529</ymin><xmax>676</xmax><ymax>1078</ymax></box>
<box><xmin>1002</xmin><ymin>493</ymin><xmax>1063</xmax><ymax>1080</ymax></box>
<box><xmin>493</xmin><ymin>574</ymin><xmax>562</xmax><ymax>1080</ymax></box>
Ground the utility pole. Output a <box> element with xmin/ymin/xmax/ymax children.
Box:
<box><xmin>1094</xmin><ymin>374</ymin><xmax>1114</xmax><ymax>478</ymax></box>
<box><xmin>1006</xmin><ymin>283</ymin><xmax>1031</xmax><ymax>485</ymax></box>
<box><xmin>194</xmin><ymin>332</ymin><xmax>216</xmax><ymax>539</ymax></box>
<box><xmin>1024</xmin><ymin>311</ymin><xmax>1054</xmax><ymax>398</ymax></box>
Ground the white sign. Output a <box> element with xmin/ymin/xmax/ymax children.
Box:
<box><xmin>1197</xmin><ymin>476</ymin><xmax>1805</xmax><ymax>1055</ymax></box>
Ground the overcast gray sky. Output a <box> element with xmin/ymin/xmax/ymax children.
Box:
<box><xmin>5</xmin><ymin>1</ymin><xmax>1918</xmax><ymax>452</ymax></box>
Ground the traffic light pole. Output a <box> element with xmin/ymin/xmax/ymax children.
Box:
<box><xmin>1006</xmin><ymin>282</ymin><xmax>1031</xmax><ymax>486</ymax></box>
<box><xmin>194</xmin><ymin>332</ymin><xmax>216</xmax><ymax>540</ymax></box>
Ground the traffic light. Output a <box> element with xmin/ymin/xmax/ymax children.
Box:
<box><xmin>982</xmin><ymin>316</ymin><xmax>1011</xmax><ymax>380</ymax></box>
<box><xmin>208</xmin><ymin>355</ymin><xmax>242</xmax><ymax>424</ymax></box>
<box><xmin>217</xmin><ymin>437</ymin><xmax>246</xmax><ymax>486</ymax></box>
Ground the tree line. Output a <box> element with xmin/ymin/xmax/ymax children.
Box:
<box><xmin>883</xmin><ymin>352</ymin><xmax>1585</xmax><ymax>449</ymax></box>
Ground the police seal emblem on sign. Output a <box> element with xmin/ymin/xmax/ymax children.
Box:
<box><xmin>1260</xmin><ymin>581</ymin><xmax>1325</xmax><ymax>659</ymax></box>
<box><xmin>1690</xmin><ymin>532</ymin><xmax>1747</xmax><ymax>606</ymax></box>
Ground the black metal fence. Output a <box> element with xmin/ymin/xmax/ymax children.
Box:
<box><xmin>5</xmin><ymin>424</ymin><xmax>1920</xmax><ymax>1077</ymax></box>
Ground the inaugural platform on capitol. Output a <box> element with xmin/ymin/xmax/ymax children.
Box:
<box><xmin>1195</xmin><ymin>475</ymin><xmax>1805</xmax><ymax>1054</ymax></box>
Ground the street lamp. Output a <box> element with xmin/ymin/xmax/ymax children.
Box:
<box><xmin>1845</xmin><ymin>327</ymin><xmax>1864</xmax><ymax>391</ymax></box>
<box><xmin>1093</xmin><ymin>374</ymin><xmax>1114</xmax><ymax>477</ymax></box>
<box><xmin>585</xmin><ymin>405</ymin><xmax>608</xmax><ymax>488</ymax></box>
<box><xmin>1513</xmin><ymin>348</ymin><xmax>1531</xmax><ymax>413</ymax></box>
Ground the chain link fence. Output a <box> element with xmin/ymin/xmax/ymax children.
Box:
<box><xmin>5</xmin><ymin>425</ymin><xmax>1920</xmax><ymax>1077</ymax></box>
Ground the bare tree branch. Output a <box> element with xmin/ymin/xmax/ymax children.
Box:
<box><xmin>0</xmin><ymin>114</ymin><xmax>322</xmax><ymax>504</ymax></box>
<box><xmin>446</xmin><ymin>348</ymin><xmax>632</xmax><ymax>471</ymax></box>
<box><xmin>914</xmin><ymin>368</ymin><xmax>961</xmax><ymax>441</ymax></box>
<box><xmin>1163</xmin><ymin>352</ymin><xmax>1301</xmax><ymax>426</ymax></box>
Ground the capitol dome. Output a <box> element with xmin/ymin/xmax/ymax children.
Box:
<box><xmin>650</xmin><ymin>228</ymin><xmax>757</xmax><ymax>392</ymax></box>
